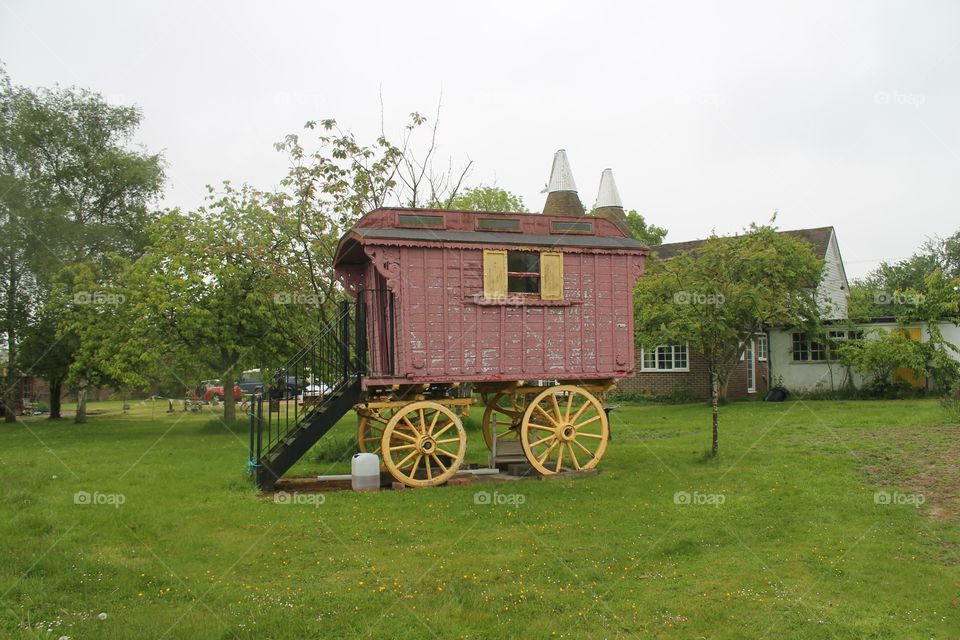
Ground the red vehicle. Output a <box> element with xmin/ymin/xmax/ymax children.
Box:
<box><xmin>194</xmin><ymin>379</ymin><xmax>242</xmax><ymax>402</ymax></box>
<box><xmin>249</xmin><ymin>152</ymin><xmax>647</xmax><ymax>490</ymax></box>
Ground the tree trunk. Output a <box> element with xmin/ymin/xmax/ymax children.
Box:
<box><xmin>75</xmin><ymin>376</ymin><xmax>88</xmax><ymax>424</ymax></box>
<box><xmin>222</xmin><ymin>371</ymin><xmax>236</xmax><ymax>423</ymax></box>
<box><xmin>49</xmin><ymin>378</ymin><xmax>62</xmax><ymax>419</ymax></box>
<box><xmin>711</xmin><ymin>373</ymin><xmax>720</xmax><ymax>457</ymax></box>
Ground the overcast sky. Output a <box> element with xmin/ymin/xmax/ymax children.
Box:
<box><xmin>2</xmin><ymin>0</ymin><xmax>958</xmax><ymax>278</ymax></box>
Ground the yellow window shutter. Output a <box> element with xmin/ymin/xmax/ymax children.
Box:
<box><xmin>540</xmin><ymin>251</ymin><xmax>564</xmax><ymax>300</ymax></box>
<box><xmin>483</xmin><ymin>250</ymin><xmax>507</xmax><ymax>299</ymax></box>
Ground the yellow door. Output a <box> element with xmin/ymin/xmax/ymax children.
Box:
<box><xmin>892</xmin><ymin>327</ymin><xmax>925</xmax><ymax>389</ymax></box>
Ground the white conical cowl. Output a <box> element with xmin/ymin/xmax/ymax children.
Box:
<box><xmin>547</xmin><ymin>149</ymin><xmax>577</xmax><ymax>193</ymax></box>
<box><xmin>594</xmin><ymin>168</ymin><xmax>623</xmax><ymax>209</ymax></box>
<box><xmin>542</xmin><ymin>149</ymin><xmax>585</xmax><ymax>216</ymax></box>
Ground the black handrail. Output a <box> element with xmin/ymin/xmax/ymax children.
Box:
<box><xmin>248</xmin><ymin>289</ymin><xmax>397</xmax><ymax>472</ymax></box>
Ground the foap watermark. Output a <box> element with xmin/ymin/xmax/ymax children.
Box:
<box><xmin>273</xmin><ymin>292</ymin><xmax>324</xmax><ymax>306</ymax></box>
<box><xmin>74</xmin><ymin>491</ymin><xmax>126</xmax><ymax>508</ymax></box>
<box><xmin>873</xmin><ymin>91</ymin><xmax>926</xmax><ymax>108</ymax></box>
<box><xmin>673</xmin><ymin>291</ymin><xmax>725</xmax><ymax>306</ymax></box>
<box><xmin>73</xmin><ymin>291</ymin><xmax>125</xmax><ymax>306</ymax></box>
<box><xmin>273</xmin><ymin>491</ymin><xmax>326</xmax><ymax>507</ymax></box>
<box><xmin>674</xmin><ymin>490</ymin><xmax>725</xmax><ymax>507</ymax></box>
<box><xmin>471</xmin><ymin>292</ymin><xmax>526</xmax><ymax>306</ymax></box>
<box><xmin>874</xmin><ymin>291</ymin><xmax>925</xmax><ymax>306</ymax></box>
<box><xmin>474</xmin><ymin>490</ymin><xmax>526</xmax><ymax>506</ymax></box>
<box><xmin>874</xmin><ymin>490</ymin><xmax>925</xmax><ymax>508</ymax></box>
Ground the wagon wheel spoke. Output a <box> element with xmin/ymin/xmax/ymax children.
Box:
<box><xmin>432</xmin><ymin>421</ymin><xmax>455</xmax><ymax>438</ymax></box>
<box><xmin>575</xmin><ymin>414</ymin><xmax>603</xmax><ymax>429</ymax></box>
<box><xmin>529</xmin><ymin>434</ymin><xmax>554</xmax><ymax>448</ymax></box>
<box><xmin>430</xmin><ymin>453</ymin><xmax>448</xmax><ymax>473</ymax></box>
<box><xmin>567</xmin><ymin>442</ymin><xmax>582</xmax><ymax>470</ymax></box>
<box><xmin>572</xmin><ymin>438</ymin><xmax>595</xmax><ymax>458</ymax></box>
<box><xmin>555</xmin><ymin>443</ymin><xmax>564</xmax><ymax>472</ymax></box>
<box><xmin>565</xmin><ymin>392</ymin><xmax>574</xmax><ymax>421</ymax></box>
<box><xmin>427</xmin><ymin>410</ymin><xmax>441</xmax><ymax>433</ymax></box>
<box><xmin>536</xmin><ymin>440</ymin><xmax>560</xmax><ymax>465</ymax></box>
<box><xmin>396</xmin><ymin>448</ymin><xmax>419</xmax><ymax>469</ymax></box>
<box><xmin>535</xmin><ymin>404</ymin><xmax>561</xmax><ymax>428</ymax></box>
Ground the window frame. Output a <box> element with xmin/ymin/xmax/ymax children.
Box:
<box><xmin>640</xmin><ymin>344</ymin><xmax>690</xmax><ymax>372</ymax></box>
<box><xmin>757</xmin><ymin>334</ymin><xmax>768</xmax><ymax>361</ymax></box>
<box><xmin>506</xmin><ymin>251</ymin><xmax>541</xmax><ymax>295</ymax></box>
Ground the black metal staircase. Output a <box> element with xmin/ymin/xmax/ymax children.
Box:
<box><xmin>248</xmin><ymin>300</ymin><xmax>366</xmax><ymax>490</ymax></box>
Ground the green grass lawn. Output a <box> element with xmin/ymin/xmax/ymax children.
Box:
<box><xmin>2</xmin><ymin>397</ymin><xmax>959</xmax><ymax>639</ymax></box>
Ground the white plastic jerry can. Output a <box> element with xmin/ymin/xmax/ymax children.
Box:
<box><xmin>351</xmin><ymin>452</ymin><xmax>380</xmax><ymax>492</ymax></box>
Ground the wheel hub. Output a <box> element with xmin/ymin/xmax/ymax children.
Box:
<box><xmin>418</xmin><ymin>435</ymin><xmax>436</xmax><ymax>454</ymax></box>
<box><xmin>559</xmin><ymin>424</ymin><xmax>577</xmax><ymax>441</ymax></box>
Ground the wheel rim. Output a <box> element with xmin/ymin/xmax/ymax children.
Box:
<box><xmin>381</xmin><ymin>401</ymin><xmax>466</xmax><ymax>487</ymax></box>
<box><xmin>481</xmin><ymin>391</ymin><xmax>531</xmax><ymax>449</ymax></box>
<box><xmin>357</xmin><ymin>408</ymin><xmax>396</xmax><ymax>456</ymax></box>
<box><xmin>520</xmin><ymin>385</ymin><xmax>609</xmax><ymax>475</ymax></box>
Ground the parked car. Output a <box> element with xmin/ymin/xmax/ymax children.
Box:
<box><xmin>238</xmin><ymin>369</ymin><xmax>301</xmax><ymax>399</ymax></box>
<box><xmin>202</xmin><ymin>382</ymin><xmax>242</xmax><ymax>402</ymax></box>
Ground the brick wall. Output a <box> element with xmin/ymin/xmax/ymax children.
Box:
<box><xmin>620</xmin><ymin>347</ymin><xmax>768</xmax><ymax>400</ymax></box>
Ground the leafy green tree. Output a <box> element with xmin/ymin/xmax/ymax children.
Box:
<box><xmin>447</xmin><ymin>185</ymin><xmax>527</xmax><ymax>212</ymax></box>
<box><xmin>0</xmin><ymin>67</ymin><xmax>163</xmax><ymax>422</ymax></box>
<box><xmin>624</xmin><ymin>210</ymin><xmax>667</xmax><ymax>245</ymax></box>
<box><xmin>634</xmin><ymin>225</ymin><xmax>822</xmax><ymax>456</ymax></box>
<box><xmin>849</xmin><ymin>230</ymin><xmax>960</xmax><ymax>320</ymax></box>
<box><xmin>113</xmin><ymin>186</ymin><xmax>289</xmax><ymax>423</ymax></box>
<box><xmin>837</xmin><ymin>330</ymin><xmax>928</xmax><ymax>396</ymax></box>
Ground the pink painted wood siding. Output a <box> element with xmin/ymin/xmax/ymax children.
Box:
<box><xmin>383</xmin><ymin>246</ymin><xmax>637</xmax><ymax>383</ymax></box>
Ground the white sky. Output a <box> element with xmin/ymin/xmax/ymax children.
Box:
<box><xmin>2</xmin><ymin>0</ymin><xmax>959</xmax><ymax>278</ymax></box>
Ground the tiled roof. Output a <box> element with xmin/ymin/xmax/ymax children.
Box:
<box><xmin>652</xmin><ymin>227</ymin><xmax>834</xmax><ymax>260</ymax></box>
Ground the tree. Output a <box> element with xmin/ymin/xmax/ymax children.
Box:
<box><xmin>837</xmin><ymin>330</ymin><xmax>927</xmax><ymax>396</ymax></box>
<box><xmin>634</xmin><ymin>225</ymin><xmax>823</xmax><ymax>456</ymax></box>
<box><xmin>848</xmin><ymin>230</ymin><xmax>960</xmax><ymax>320</ymax></box>
<box><xmin>0</xmin><ymin>68</ymin><xmax>163</xmax><ymax>422</ymax></box>
<box><xmin>624</xmin><ymin>210</ymin><xmax>667</xmax><ymax>246</ymax></box>
<box><xmin>114</xmin><ymin>186</ymin><xmax>289</xmax><ymax>423</ymax></box>
<box><xmin>447</xmin><ymin>185</ymin><xmax>527</xmax><ymax>212</ymax></box>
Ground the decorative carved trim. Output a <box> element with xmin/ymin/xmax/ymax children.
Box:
<box><xmin>365</xmin><ymin>247</ymin><xmax>402</xmax><ymax>292</ymax></box>
<box><xmin>336</xmin><ymin>265</ymin><xmax>365</xmax><ymax>296</ymax></box>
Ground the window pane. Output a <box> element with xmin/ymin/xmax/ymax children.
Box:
<box><xmin>643</xmin><ymin>349</ymin><xmax>656</xmax><ymax>369</ymax></box>
<box><xmin>477</xmin><ymin>217</ymin><xmax>521</xmax><ymax>231</ymax></box>
<box><xmin>507</xmin><ymin>252</ymin><xmax>539</xmax><ymax>274</ymax></box>
<box><xmin>674</xmin><ymin>345</ymin><xmax>688</xmax><ymax>369</ymax></box>
<box><xmin>507</xmin><ymin>275</ymin><xmax>540</xmax><ymax>293</ymax></box>
<box><xmin>397</xmin><ymin>214</ymin><xmax>444</xmax><ymax>228</ymax></box>
<box><xmin>550</xmin><ymin>220</ymin><xmax>594</xmax><ymax>234</ymax></box>
<box><xmin>657</xmin><ymin>346</ymin><xmax>673</xmax><ymax>370</ymax></box>
<box><xmin>810</xmin><ymin>342</ymin><xmax>826</xmax><ymax>361</ymax></box>
<box><xmin>792</xmin><ymin>333</ymin><xmax>808</xmax><ymax>361</ymax></box>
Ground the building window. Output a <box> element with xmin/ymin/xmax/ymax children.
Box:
<box><xmin>482</xmin><ymin>249</ymin><xmax>564</xmax><ymax>300</ymax></box>
<box><xmin>757</xmin><ymin>335</ymin><xmax>768</xmax><ymax>361</ymax></box>
<box><xmin>641</xmin><ymin>344</ymin><xmax>689</xmax><ymax>371</ymax></box>
<box><xmin>792</xmin><ymin>332</ymin><xmax>829</xmax><ymax>362</ymax></box>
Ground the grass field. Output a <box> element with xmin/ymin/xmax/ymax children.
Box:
<box><xmin>2</xmin><ymin>397</ymin><xmax>959</xmax><ymax>639</ymax></box>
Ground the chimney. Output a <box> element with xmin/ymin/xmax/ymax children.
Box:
<box><xmin>542</xmin><ymin>149</ymin><xmax>585</xmax><ymax>216</ymax></box>
<box><xmin>593</xmin><ymin>168</ymin><xmax>631</xmax><ymax>236</ymax></box>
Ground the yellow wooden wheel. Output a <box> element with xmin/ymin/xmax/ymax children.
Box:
<box><xmin>381</xmin><ymin>401</ymin><xmax>467</xmax><ymax>487</ymax></box>
<box><xmin>356</xmin><ymin>407</ymin><xmax>397</xmax><ymax>456</ymax></box>
<box><xmin>520</xmin><ymin>385</ymin><xmax>609</xmax><ymax>475</ymax></box>
<box><xmin>481</xmin><ymin>390</ymin><xmax>533</xmax><ymax>450</ymax></box>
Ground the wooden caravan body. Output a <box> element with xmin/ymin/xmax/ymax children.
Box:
<box><xmin>333</xmin><ymin>207</ymin><xmax>647</xmax><ymax>389</ymax></box>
